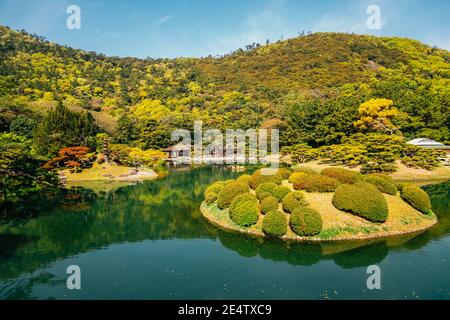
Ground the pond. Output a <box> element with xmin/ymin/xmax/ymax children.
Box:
<box><xmin>0</xmin><ymin>166</ymin><xmax>449</xmax><ymax>300</ymax></box>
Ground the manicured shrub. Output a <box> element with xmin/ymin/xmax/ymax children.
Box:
<box><xmin>260</xmin><ymin>196</ymin><xmax>279</xmax><ymax>214</ymax></box>
<box><xmin>204</xmin><ymin>183</ymin><xmax>223</xmax><ymax>198</ymax></box>
<box><xmin>262</xmin><ymin>211</ymin><xmax>287</xmax><ymax>238</ymax></box>
<box><xmin>332</xmin><ymin>182</ymin><xmax>388</xmax><ymax>222</ymax></box>
<box><xmin>368</xmin><ymin>173</ymin><xmax>394</xmax><ymax>184</ymax></box>
<box><xmin>230</xmin><ymin>193</ymin><xmax>258</xmax><ymax>215</ymax></box>
<box><xmin>401</xmin><ymin>185</ymin><xmax>432</xmax><ymax>214</ymax></box>
<box><xmin>255</xmin><ymin>182</ymin><xmax>278</xmax><ymax>200</ymax></box>
<box><xmin>396</xmin><ymin>182</ymin><xmax>410</xmax><ymax>192</ymax></box>
<box><xmin>321</xmin><ymin>167</ymin><xmax>362</xmax><ymax>184</ymax></box>
<box><xmin>249</xmin><ymin>169</ymin><xmax>283</xmax><ymax>189</ymax></box>
<box><xmin>290</xmin><ymin>207</ymin><xmax>323</xmax><ymax>236</ymax></box>
<box><xmin>217</xmin><ymin>182</ymin><xmax>250</xmax><ymax>209</ymax></box>
<box><xmin>293</xmin><ymin>167</ymin><xmax>317</xmax><ymax>175</ymax></box>
<box><xmin>236</xmin><ymin>174</ymin><xmax>252</xmax><ymax>186</ymax></box>
<box><xmin>205</xmin><ymin>192</ymin><xmax>217</xmax><ymax>205</ymax></box>
<box><xmin>282</xmin><ymin>191</ymin><xmax>308</xmax><ymax>213</ymax></box>
<box><xmin>272</xmin><ymin>186</ymin><xmax>291</xmax><ymax>202</ymax></box>
<box><xmin>229</xmin><ymin>199</ymin><xmax>260</xmax><ymax>227</ymax></box>
<box><xmin>277</xmin><ymin>168</ymin><xmax>292</xmax><ymax>180</ymax></box>
<box><xmin>293</xmin><ymin>174</ymin><xmax>340</xmax><ymax>193</ymax></box>
<box><xmin>289</xmin><ymin>172</ymin><xmax>308</xmax><ymax>183</ymax></box>
<box><xmin>364</xmin><ymin>175</ymin><xmax>397</xmax><ymax>195</ymax></box>
<box><xmin>258</xmin><ymin>191</ymin><xmax>273</xmax><ymax>200</ymax></box>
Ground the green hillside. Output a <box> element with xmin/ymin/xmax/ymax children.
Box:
<box><xmin>1</xmin><ymin>25</ymin><xmax>449</xmax><ymax>148</ymax></box>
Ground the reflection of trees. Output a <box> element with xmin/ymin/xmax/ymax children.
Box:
<box><xmin>0</xmin><ymin>271</ymin><xmax>63</xmax><ymax>300</ymax></box>
<box><xmin>332</xmin><ymin>242</ymin><xmax>389</xmax><ymax>269</ymax></box>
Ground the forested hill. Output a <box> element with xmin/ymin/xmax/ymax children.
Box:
<box><xmin>1</xmin><ymin>24</ymin><xmax>449</xmax><ymax>148</ymax></box>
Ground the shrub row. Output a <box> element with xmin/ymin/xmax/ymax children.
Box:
<box><xmin>321</xmin><ymin>167</ymin><xmax>362</xmax><ymax>184</ymax></box>
<box><xmin>293</xmin><ymin>174</ymin><xmax>340</xmax><ymax>193</ymax></box>
<box><xmin>332</xmin><ymin>182</ymin><xmax>388</xmax><ymax>222</ymax></box>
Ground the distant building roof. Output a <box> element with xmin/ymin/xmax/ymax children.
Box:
<box><xmin>407</xmin><ymin>138</ymin><xmax>445</xmax><ymax>147</ymax></box>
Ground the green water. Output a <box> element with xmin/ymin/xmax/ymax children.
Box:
<box><xmin>0</xmin><ymin>166</ymin><xmax>449</xmax><ymax>300</ymax></box>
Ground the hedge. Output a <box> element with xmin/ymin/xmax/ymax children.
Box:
<box><xmin>249</xmin><ymin>169</ymin><xmax>283</xmax><ymax>189</ymax></box>
<box><xmin>290</xmin><ymin>207</ymin><xmax>323</xmax><ymax>236</ymax></box>
<box><xmin>273</xmin><ymin>186</ymin><xmax>291</xmax><ymax>202</ymax></box>
<box><xmin>289</xmin><ymin>172</ymin><xmax>308</xmax><ymax>183</ymax></box>
<box><xmin>321</xmin><ymin>168</ymin><xmax>362</xmax><ymax>184</ymax></box>
<box><xmin>293</xmin><ymin>174</ymin><xmax>340</xmax><ymax>193</ymax></box>
<box><xmin>332</xmin><ymin>182</ymin><xmax>388</xmax><ymax>222</ymax></box>
<box><xmin>260</xmin><ymin>196</ymin><xmax>279</xmax><ymax>214</ymax></box>
<box><xmin>364</xmin><ymin>175</ymin><xmax>397</xmax><ymax>195</ymax></box>
<box><xmin>255</xmin><ymin>182</ymin><xmax>278</xmax><ymax>200</ymax></box>
<box><xmin>217</xmin><ymin>182</ymin><xmax>250</xmax><ymax>209</ymax></box>
<box><xmin>282</xmin><ymin>191</ymin><xmax>308</xmax><ymax>213</ymax></box>
<box><xmin>293</xmin><ymin>167</ymin><xmax>317</xmax><ymax>175</ymax></box>
<box><xmin>262</xmin><ymin>211</ymin><xmax>287</xmax><ymax>238</ymax></box>
<box><xmin>205</xmin><ymin>192</ymin><xmax>217</xmax><ymax>205</ymax></box>
<box><xmin>401</xmin><ymin>185</ymin><xmax>432</xmax><ymax>214</ymax></box>
<box><xmin>229</xmin><ymin>199</ymin><xmax>260</xmax><ymax>227</ymax></box>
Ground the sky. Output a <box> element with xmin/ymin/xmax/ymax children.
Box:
<box><xmin>0</xmin><ymin>0</ymin><xmax>449</xmax><ymax>58</ymax></box>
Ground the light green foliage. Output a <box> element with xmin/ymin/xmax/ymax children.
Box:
<box><xmin>217</xmin><ymin>182</ymin><xmax>250</xmax><ymax>209</ymax></box>
<box><xmin>364</xmin><ymin>175</ymin><xmax>398</xmax><ymax>195</ymax></box>
<box><xmin>282</xmin><ymin>191</ymin><xmax>307</xmax><ymax>213</ymax></box>
<box><xmin>260</xmin><ymin>196</ymin><xmax>279</xmax><ymax>214</ymax></box>
<box><xmin>290</xmin><ymin>207</ymin><xmax>323</xmax><ymax>236</ymax></box>
<box><xmin>401</xmin><ymin>185</ymin><xmax>432</xmax><ymax>214</ymax></box>
<box><xmin>262</xmin><ymin>211</ymin><xmax>287</xmax><ymax>238</ymax></box>
<box><xmin>249</xmin><ymin>169</ymin><xmax>283</xmax><ymax>189</ymax></box>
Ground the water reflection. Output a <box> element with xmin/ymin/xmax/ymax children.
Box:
<box><xmin>0</xmin><ymin>167</ymin><xmax>448</xmax><ymax>299</ymax></box>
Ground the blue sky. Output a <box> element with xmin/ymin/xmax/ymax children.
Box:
<box><xmin>0</xmin><ymin>0</ymin><xmax>449</xmax><ymax>58</ymax></box>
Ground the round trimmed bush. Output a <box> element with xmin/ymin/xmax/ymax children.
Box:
<box><xmin>332</xmin><ymin>182</ymin><xmax>388</xmax><ymax>222</ymax></box>
<box><xmin>255</xmin><ymin>182</ymin><xmax>278</xmax><ymax>200</ymax></box>
<box><xmin>277</xmin><ymin>168</ymin><xmax>292</xmax><ymax>180</ymax></box>
<box><xmin>293</xmin><ymin>174</ymin><xmax>340</xmax><ymax>193</ymax></box>
<box><xmin>260</xmin><ymin>196</ymin><xmax>279</xmax><ymax>214</ymax></box>
<box><xmin>289</xmin><ymin>172</ymin><xmax>308</xmax><ymax>183</ymax></box>
<box><xmin>272</xmin><ymin>186</ymin><xmax>291</xmax><ymax>202</ymax></box>
<box><xmin>229</xmin><ymin>200</ymin><xmax>259</xmax><ymax>227</ymax></box>
<box><xmin>293</xmin><ymin>167</ymin><xmax>317</xmax><ymax>175</ymax></box>
<box><xmin>258</xmin><ymin>191</ymin><xmax>273</xmax><ymax>200</ymax></box>
<box><xmin>205</xmin><ymin>192</ymin><xmax>217</xmax><ymax>205</ymax></box>
<box><xmin>230</xmin><ymin>193</ymin><xmax>257</xmax><ymax>214</ymax></box>
<box><xmin>369</xmin><ymin>173</ymin><xmax>394</xmax><ymax>184</ymax></box>
<box><xmin>262</xmin><ymin>211</ymin><xmax>287</xmax><ymax>238</ymax></box>
<box><xmin>217</xmin><ymin>182</ymin><xmax>250</xmax><ymax>209</ymax></box>
<box><xmin>401</xmin><ymin>185</ymin><xmax>432</xmax><ymax>214</ymax></box>
<box><xmin>282</xmin><ymin>191</ymin><xmax>307</xmax><ymax>213</ymax></box>
<box><xmin>364</xmin><ymin>175</ymin><xmax>397</xmax><ymax>195</ymax></box>
<box><xmin>396</xmin><ymin>182</ymin><xmax>410</xmax><ymax>192</ymax></box>
<box><xmin>236</xmin><ymin>174</ymin><xmax>252</xmax><ymax>186</ymax></box>
<box><xmin>248</xmin><ymin>169</ymin><xmax>283</xmax><ymax>189</ymax></box>
<box><xmin>204</xmin><ymin>183</ymin><xmax>223</xmax><ymax>198</ymax></box>
<box><xmin>321</xmin><ymin>168</ymin><xmax>362</xmax><ymax>184</ymax></box>
<box><xmin>290</xmin><ymin>207</ymin><xmax>323</xmax><ymax>236</ymax></box>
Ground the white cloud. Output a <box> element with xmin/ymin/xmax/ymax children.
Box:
<box><xmin>156</xmin><ymin>15</ymin><xmax>172</xmax><ymax>25</ymax></box>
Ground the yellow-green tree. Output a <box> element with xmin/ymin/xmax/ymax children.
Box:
<box><xmin>354</xmin><ymin>99</ymin><xmax>402</xmax><ymax>134</ymax></box>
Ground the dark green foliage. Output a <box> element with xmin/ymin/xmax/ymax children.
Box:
<box><xmin>293</xmin><ymin>174</ymin><xmax>340</xmax><ymax>193</ymax></box>
<box><xmin>33</xmin><ymin>104</ymin><xmax>100</xmax><ymax>156</ymax></box>
<box><xmin>217</xmin><ymin>182</ymin><xmax>250</xmax><ymax>209</ymax></box>
<box><xmin>255</xmin><ymin>182</ymin><xmax>278</xmax><ymax>200</ymax></box>
<box><xmin>262</xmin><ymin>211</ymin><xmax>287</xmax><ymax>238</ymax></box>
<box><xmin>282</xmin><ymin>191</ymin><xmax>307</xmax><ymax>213</ymax></box>
<box><xmin>364</xmin><ymin>175</ymin><xmax>398</xmax><ymax>195</ymax></box>
<box><xmin>290</xmin><ymin>207</ymin><xmax>323</xmax><ymax>236</ymax></box>
<box><xmin>9</xmin><ymin>115</ymin><xmax>37</xmax><ymax>139</ymax></box>
<box><xmin>401</xmin><ymin>185</ymin><xmax>432</xmax><ymax>214</ymax></box>
<box><xmin>332</xmin><ymin>182</ymin><xmax>389</xmax><ymax>222</ymax></box>
<box><xmin>249</xmin><ymin>169</ymin><xmax>283</xmax><ymax>189</ymax></box>
<box><xmin>272</xmin><ymin>186</ymin><xmax>291</xmax><ymax>202</ymax></box>
<box><xmin>260</xmin><ymin>196</ymin><xmax>279</xmax><ymax>214</ymax></box>
<box><xmin>229</xmin><ymin>198</ymin><xmax>259</xmax><ymax>227</ymax></box>
<box><xmin>321</xmin><ymin>168</ymin><xmax>362</xmax><ymax>184</ymax></box>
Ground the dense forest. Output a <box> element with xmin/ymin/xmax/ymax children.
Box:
<box><xmin>0</xmin><ymin>24</ymin><xmax>449</xmax><ymax>202</ymax></box>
